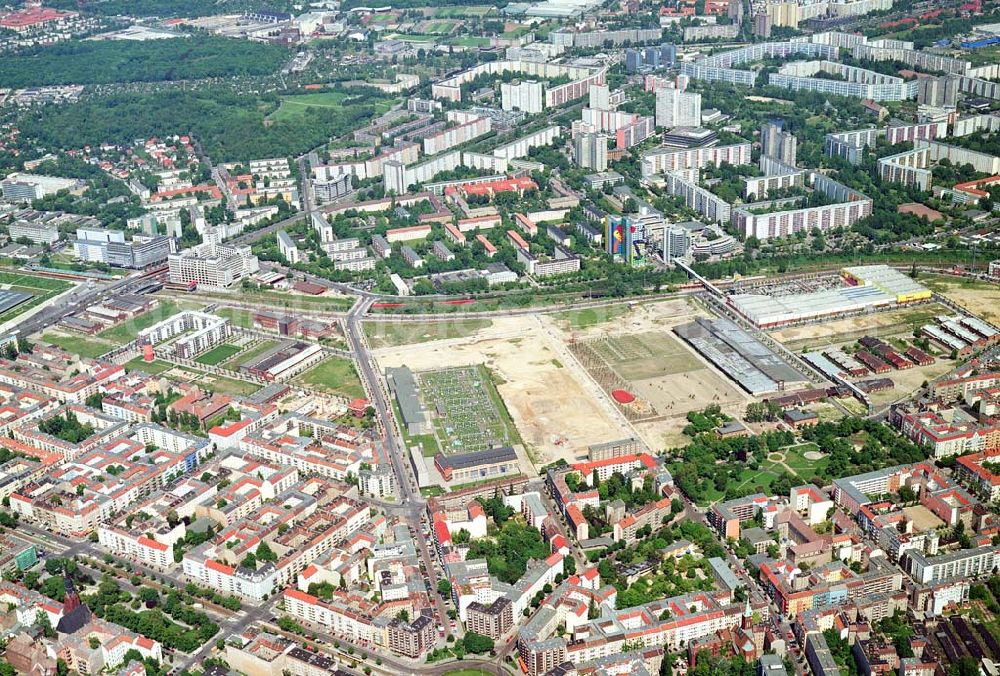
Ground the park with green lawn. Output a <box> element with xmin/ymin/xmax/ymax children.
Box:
<box><xmin>669</xmin><ymin>411</ymin><xmax>928</xmax><ymax>505</ymax></box>
<box><xmin>195</xmin><ymin>344</ymin><xmax>243</xmax><ymax>366</ymax></box>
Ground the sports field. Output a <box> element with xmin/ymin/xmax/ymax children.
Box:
<box><xmin>391</xmin><ymin>33</ymin><xmax>439</xmax><ymax>43</ymax></box>
<box><xmin>418</xmin><ymin>365</ymin><xmax>519</xmax><ymax>455</ymax></box>
<box><xmin>294</xmin><ymin>356</ymin><xmax>365</xmax><ymax>399</ymax></box>
<box><xmin>596</xmin><ymin>331</ymin><xmax>703</xmax><ymax>381</ymax></box>
<box><xmin>195</xmin><ymin>344</ymin><xmax>242</xmax><ymax>365</ymax></box>
<box><xmin>0</xmin><ymin>271</ymin><xmax>71</xmax><ymax>325</ymax></box>
<box><xmin>416</xmin><ymin>20</ymin><xmax>458</xmax><ymax>33</ymax></box>
<box><xmin>434</xmin><ymin>5</ymin><xmax>495</xmax><ymax>16</ymax></box>
<box><xmin>448</xmin><ymin>36</ymin><xmax>491</xmax><ymax>47</ymax></box>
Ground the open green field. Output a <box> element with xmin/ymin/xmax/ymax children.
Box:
<box><xmin>593</xmin><ymin>331</ymin><xmax>702</xmax><ymax>381</ymax></box>
<box><xmin>418</xmin><ymin>365</ymin><xmax>519</xmax><ymax>456</ymax></box>
<box><xmin>774</xmin><ymin>302</ymin><xmax>951</xmax><ymax>353</ymax></box>
<box><xmin>294</xmin><ymin>356</ymin><xmax>365</xmax><ymax>399</ymax></box>
<box><xmin>781</xmin><ymin>443</ymin><xmax>829</xmax><ymax>480</ymax></box>
<box><xmin>501</xmin><ymin>26</ymin><xmax>531</xmax><ymax>38</ymax></box>
<box><xmin>41</xmin><ymin>332</ymin><xmax>114</xmax><ymax>360</ymax></box>
<box><xmin>919</xmin><ymin>273</ymin><xmax>997</xmax><ymax>294</ymax></box>
<box><xmin>124</xmin><ymin>357</ymin><xmax>261</xmax><ymax>395</ymax></box>
<box><xmin>555</xmin><ymin>304</ymin><xmax>633</xmax><ymax>329</ymax></box>
<box><xmin>216</xmin><ymin>307</ymin><xmax>254</xmax><ymax>329</ymax></box>
<box><xmin>364</xmin><ymin>319</ymin><xmax>491</xmax><ymax>348</ymax></box>
<box><xmin>0</xmin><ymin>271</ymin><xmax>72</xmax><ymax>325</ymax></box>
<box><xmin>434</xmin><ymin>5</ymin><xmax>495</xmax><ymax>16</ymax></box>
<box><xmin>124</xmin><ymin>357</ymin><xmax>175</xmax><ymax>375</ymax></box>
<box><xmin>268</xmin><ymin>91</ymin><xmax>349</xmax><ymax>122</ymax></box>
<box><xmin>98</xmin><ymin>300</ymin><xmax>200</xmax><ymax>344</ymax></box>
<box><xmin>268</xmin><ymin>91</ymin><xmax>395</xmax><ymax>123</ymax></box>
<box><xmin>192</xmin><ymin>372</ymin><xmax>261</xmax><ymax>396</ymax></box>
<box><xmin>195</xmin><ymin>344</ymin><xmax>242</xmax><ymax>365</ymax></box>
<box><xmin>448</xmin><ymin>36</ymin><xmax>491</xmax><ymax>47</ymax></box>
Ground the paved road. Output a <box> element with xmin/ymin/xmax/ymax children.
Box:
<box><xmin>344</xmin><ymin>295</ymin><xmax>456</xmax><ymax>639</ymax></box>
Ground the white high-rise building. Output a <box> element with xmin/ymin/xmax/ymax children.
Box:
<box><xmin>168</xmin><ymin>243</ymin><xmax>260</xmax><ymax>289</ymax></box>
<box><xmin>655</xmin><ymin>88</ymin><xmax>702</xmax><ymax>129</ymax></box>
<box><xmin>276</xmin><ymin>230</ymin><xmax>300</xmax><ymax>265</ymax></box>
<box><xmin>589</xmin><ymin>84</ymin><xmax>611</xmax><ymax>111</ymax></box>
<box><xmin>501</xmin><ymin>80</ymin><xmax>544</xmax><ymax>114</ymax></box>
<box><xmin>574</xmin><ymin>133</ymin><xmax>609</xmax><ymax>171</ymax></box>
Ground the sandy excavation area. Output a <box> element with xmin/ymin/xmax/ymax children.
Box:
<box><xmin>549</xmin><ymin>297</ymin><xmax>752</xmax><ymax>451</ymax></box>
<box><xmin>768</xmin><ymin>303</ymin><xmax>948</xmax><ymax>350</ymax></box>
<box><xmin>929</xmin><ymin>278</ymin><xmax>1000</xmax><ymax>325</ymax></box>
<box><xmin>371</xmin><ymin>315</ymin><xmax>629</xmax><ymax>468</ymax></box>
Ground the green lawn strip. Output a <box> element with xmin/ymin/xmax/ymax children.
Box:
<box><xmin>0</xmin><ymin>273</ymin><xmax>72</xmax><ymax>323</ymax></box>
<box><xmin>192</xmin><ymin>289</ymin><xmax>353</xmax><ymax>311</ymax></box>
<box><xmin>555</xmin><ymin>304</ymin><xmax>632</xmax><ymax>329</ymax></box>
<box><xmin>124</xmin><ymin>358</ymin><xmax>174</xmax><ymax>375</ymax></box>
<box><xmin>478</xmin><ymin>364</ymin><xmax>524</xmax><ymax>448</ymax></box>
<box><xmin>0</xmin><ymin>271</ymin><xmax>72</xmax><ymax>290</ymax></box>
<box><xmin>216</xmin><ymin>307</ymin><xmax>255</xmax><ymax>329</ymax></box>
<box><xmin>391</xmin><ymin>399</ymin><xmax>440</xmax><ymax>457</ymax></box>
<box><xmin>195</xmin><ymin>344</ymin><xmax>242</xmax><ymax>365</ymax></box>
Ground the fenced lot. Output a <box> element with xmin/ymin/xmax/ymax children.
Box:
<box><xmin>418</xmin><ymin>365</ymin><xmax>516</xmax><ymax>455</ymax></box>
<box><xmin>586</xmin><ymin>331</ymin><xmax>703</xmax><ymax>381</ymax></box>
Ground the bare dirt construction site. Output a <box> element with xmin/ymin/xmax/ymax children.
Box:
<box><xmin>370</xmin><ymin>297</ymin><xmax>750</xmax><ymax>467</ymax></box>
<box><xmin>920</xmin><ymin>274</ymin><xmax>1000</xmax><ymax>325</ymax></box>
<box><xmin>555</xmin><ymin>298</ymin><xmax>750</xmax><ymax>450</ymax></box>
<box><xmin>370</xmin><ymin>315</ymin><xmax>629</xmax><ymax>468</ymax></box>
